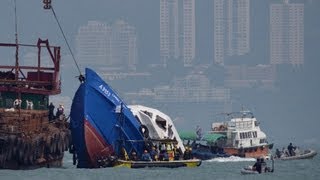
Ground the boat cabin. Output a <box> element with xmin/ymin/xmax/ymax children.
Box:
<box><xmin>212</xmin><ymin>111</ymin><xmax>268</xmax><ymax>149</ymax></box>
<box><xmin>0</xmin><ymin>39</ymin><xmax>61</xmax><ymax>110</ymax></box>
<box><xmin>129</xmin><ymin>105</ymin><xmax>186</xmax><ymax>153</ymax></box>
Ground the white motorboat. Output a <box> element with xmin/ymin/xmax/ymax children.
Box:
<box><xmin>276</xmin><ymin>149</ymin><xmax>317</xmax><ymax>160</ymax></box>
<box><xmin>211</xmin><ymin>111</ymin><xmax>273</xmax><ymax>158</ymax></box>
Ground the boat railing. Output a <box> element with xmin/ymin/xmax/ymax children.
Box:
<box><xmin>0</xmin><ymin>39</ymin><xmax>61</xmax><ymax>95</ymax></box>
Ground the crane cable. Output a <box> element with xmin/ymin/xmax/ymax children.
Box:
<box><xmin>45</xmin><ymin>3</ymin><xmax>85</xmax><ymax>82</ymax></box>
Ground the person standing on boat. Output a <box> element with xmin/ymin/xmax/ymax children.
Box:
<box><xmin>48</xmin><ymin>102</ymin><xmax>55</xmax><ymax>121</ymax></box>
<box><xmin>252</xmin><ymin>158</ymin><xmax>262</xmax><ymax>173</ymax></box>
<box><xmin>196</xmin><ymin>125</ymin><xmax>202</xmax><ymax>140</ymax></box>
<box><xmin>275</xmin><ymin>148</ymin><xmax>282</xmax><ymax>158</ymax></box>
<box><xmin>130</xmin><ymin>151</ymin><xmax>138</xmax><ymax>161</ymax></box>
<box><xmin>287</xmin><ymin>143</ymin><xmax>296</xmax><ymax>156</ymax></box>
<box><xmin>150</xmin><ymin>146</ymin><xmax>158</xmax><ymax>161</ymax></box>
<box><xmin>13</xmin><ymin>99</ymin><xmax>22</xmax><ymax>109</ymax></box>
<box><xmin>141</xmin><ymin>150</ymin><xmax>152</xmax><ymax>161</ymax></box>
<box><xmin>183</xmin><ymin>147</ymin><xmax>193</xmax><ymax>160</ymax></box>
<box><xmin>26</xmin><ymin>100</ymin><xmax>34</xmax><ymax>110</ymax></box>
<box><xmin>173</xmin><ymin>144</ymin><xmax>181</xmax><ymax>160</ymax></box>
<box><xmin>260</xmin><ymin>158</ymin><xmax>267</xmax><ymax>173</ymax></box>
<box><xmin>56</xmin><ymin>104</ymin><xmax>65</xmax><ymax>120</ymax></box>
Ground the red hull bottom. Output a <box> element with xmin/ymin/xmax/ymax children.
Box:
<box><xmin>84</xmin><ymin>120</ymin><xmax>114</xmax><ymax>167</ymax></box>
<box><xmin>224</xmin><ymin>145</ymin><xmax>272</xmax><ymax>158</ymax></box>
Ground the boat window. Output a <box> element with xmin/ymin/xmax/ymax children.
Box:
<box><xmin>142</xmin><ymin>111</ymin><xmax>153</xmax><ymax>118</ymax></box>
<box><xmin>155</xmin><ymin>115</ymin><xmax>166</xmax><ymax>130</ymax></box>
<box><xmin>248</xmin><ymin>132</ymin><xmax>252</xmax><ymax>138</ymax></box>
<box><xmin>228</xmin><ymin>121</ymin><xmax>235</xmax><ymax>127</ymax></box>
<box><xmin>253</xmin><ymin>131</ymin><xmax>257</xmax><ymax>138</ymax></box>
<box><xmin>254</xmin><ymin>121</ymin><xmax>259</xmax><ymax>127</ymax></box>
<box><xmin>240</xmin><ymin>133</ymin><xmax>243</xmax><ymax>139</ymax></box>
<box><xmin>259</xmin><ymin>139</ymin><xmax>266</xmax><ymax>144</ymax></box>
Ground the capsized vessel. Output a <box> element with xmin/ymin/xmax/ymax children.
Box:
<box><xmin>70</xmin><ymin>68</ymin><xmax>145</xmax><ymax>168</ymax></box>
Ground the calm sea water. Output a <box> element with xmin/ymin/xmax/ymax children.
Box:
<box><xmin>1</xmin><ymin>148</ymin><xmax>319</xmax><ymax>180</ymax></box>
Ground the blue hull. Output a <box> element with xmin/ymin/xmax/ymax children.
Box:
<box><xmin>70</xmin><ymin>68</ymin><xmax>145</xmax><ymax>168</ymax></box>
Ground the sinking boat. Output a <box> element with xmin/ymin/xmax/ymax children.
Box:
<box><xmin>115</xmin><ymin>159</ymin><xmax>201</xmax><ymax>168</ymax></box>
<box><xmin>211</xmin><ymin>111</ymin><xmax>273</xmax><ymax>158</ymax></box>
<box><xmin>69</xmin><ymin>68</ymin><xmax>145</xmax><ymax>168</ymax></box>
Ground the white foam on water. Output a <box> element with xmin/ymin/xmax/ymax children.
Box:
<box><xmin>205</xmin><ymin>156</ymin><xmax>256</xmax><ymax>162</ymax></box>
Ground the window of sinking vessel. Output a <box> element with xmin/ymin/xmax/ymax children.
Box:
<box><xmin>142</xmin><ymin>110</ymin><xmax>153</xmax><ymax>118</ymax></box>
<box><xmin>155</xmin><ymin>115</ymin><xmax>166</xmax><ymax>130</ymax></box>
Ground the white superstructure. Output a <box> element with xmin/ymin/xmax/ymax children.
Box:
<box><xmin>129</xmin><ymin>105</ymin><xmax>185</xmax><ymax>153</ymax></box>
<box><xmin>212</xmin><ymin>111</ymin><xmax>268</xmax><ymax>149</ymax></box>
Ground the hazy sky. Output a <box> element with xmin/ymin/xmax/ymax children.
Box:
<box><xmin>1</xmin><ymin>0</ymin><xmax>320</xmax><ymax>147</ymax></box>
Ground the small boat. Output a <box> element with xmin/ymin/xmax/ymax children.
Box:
<box><xmin>241</xmin><ymin>166</ymin><xmax>260</xmax><ymax>175</ymax></box>
<box><xmin>179</xmin><ymin>131</ymin><xmax>230</xmax><ymax>160</ymax></box>
<box><xmin>115</xmin><ymin>159</ymin><xmax>202</xmax><ymax>168</ymax></box>
<box><xmin>277</xmin><ymin>149</ymin><xmax>317</xmax><ymax>160</ymax></box>
<box><xmin>241</xmin><ymin>158</ymin><xmax>274</xmax><ymax>175</ymax></box>
<box><xmin>211</xmin><ymin>111</ymin><xmax>273</xmax><ymax>158</ymax></box>
<box><xmin>241</xmin><ymin>166</ymin><xmax>274</xmax><ymax>175</ymax></box>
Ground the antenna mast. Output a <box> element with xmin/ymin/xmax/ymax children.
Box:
<box><xmin>14</xmin><ymin>0</ymin><xmax>19</xmax><ymax>80</ymax></box>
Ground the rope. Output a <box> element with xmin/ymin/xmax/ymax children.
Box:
<box><xmin>49</xmin><ymin>5</ymin><xmax>82</xmax><ymax>77</ymax></box>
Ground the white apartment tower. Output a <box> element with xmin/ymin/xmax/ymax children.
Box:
<box><xmin>111</xmin><ymin>20</ymin><xmax>138</xmax><ymax>70</ymax></box>
<box><xmin>76</xmin><ymin>20</ymin><xmax>137</xmax><ymax>70</ymax></box>
<box><xmin>160</xmin><ymin>0</ymin><xmax>180</xmax><ymax>65</ymax></box>
<box><xmin>182</xmin><ymin>0</ymin><xmax>196</xmax><ymax>66</ymax></box>
<box><xmin>76</xmin><ymin>21</ymin><xmax>111</xmax><ymax>68</ymax></box>
<box><xmin>213</xmin><ymin>0</ymin><xmax>250</xmax><ymax>65</ymax></box>
<box><xmin>270</xmin><ymin>0</ymin><xmax>304</xmax><ymax>66</ymax></box>
<box><xmin>160</xmin><ymin>0</ymin><xmax>195</xmax><ymax>67</ymax></box>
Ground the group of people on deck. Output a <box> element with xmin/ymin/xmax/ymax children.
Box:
<box><xmin>48</xmin><ymin>102</ymin><xmax>65</xmax><ymax>121</ymax></box>
<box><xmin>126</xmin><ymin>143</ymin><xmax>194</xmax><ymax>162</ymax></box>
<box><xmin>275</xmin><ymin>143</ymin><xmax>298</xmax><ymax>158</ymax></box>
<box><xmin>13</xmin><ymin>99</ymin><xmax>33</xmax><ymax>110</ymax></box>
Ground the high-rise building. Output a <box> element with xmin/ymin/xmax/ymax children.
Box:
<box><xmin>76</xmin><ymin>20</ymin><xmax>137</xmax><ymax>70</ymax></box>
<box><xmin>213</xmin><ymin>0</ymin><xmax>250</xmax><ymax>65</ymax></box>
<box><xmin>182</xmin><ymin>0</ymin><xmax>196</xmax><ymax>66</ymax></box>
<box><xmin>160</xmin><ymin>0</ymin><xmax>195</xmax><ymax>67</ymax></box>
<box><xmin>111</xmin><ymin>20</ymin><xmax>138</xmax><ymax>70</ymax></box>
<box><xmin>270</xmin><ymin>0</ymin><xmax>304</xmax><ymax>66</ymax></box>
<box><xmin>76</xmin><ymin>21</ymin><xmax>111</xmax><ymax>68</ymax></box>
<box><xmin>160</xmin><ymin>0</ymin><xmax>179</xmax><ymax>65</ymax></box>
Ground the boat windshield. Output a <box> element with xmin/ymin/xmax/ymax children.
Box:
<box><xmin>214</xmin><ymin>111</ymin><xmax>254</xmax><ymax>122</ymax></box>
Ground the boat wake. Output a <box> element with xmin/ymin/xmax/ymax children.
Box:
<box><xmin>206</xmin><ymin>156</ymin><xmax>256</xmax><ymax>163</ymax></box>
